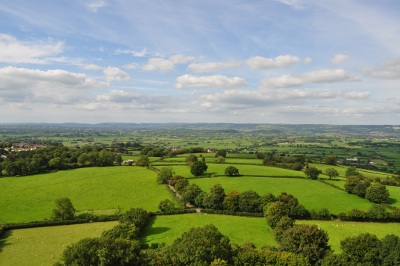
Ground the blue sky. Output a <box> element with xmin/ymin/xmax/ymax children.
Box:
<box><xmin>0</xmin><ymin>0</ymin><xmax>399</xmax><ymax>124</ymax></box>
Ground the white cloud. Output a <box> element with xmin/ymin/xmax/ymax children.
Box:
<box><xmin>331</xmin><ymin>53</ymin><xmax>350</xmax><ymax>64</ymax></box>
<box><xmin>142</xmin><ymin>55</ymin><xmax>195</xmax><ymax>72</ymax></box>
<box><xmin>115</xmin><ymin>48</ymin><xmax>147</xmax><ymax>57</ymax></box>
<box><xmin>363</xmin><ymin>57</ymin><xmax>400</xmax><ymax>79</ymax></box>
<box><xmin>246</xmin><ymin>55</ymin><xmax>301</xmax><ymax>70</ymax></box>
<box><xmin>260</xmin><ymin>69</ymin><xmax>357</xmax><ymax>89</ymax></box>
<box><xmin>304</xmin><ymin>57</ymin><xmax>312</xmax><ymax>64</ymax></box>
<box><xmin>274</xmin><ymin>0</ymin><xmax>304</xmax><ymax>9</ymax></box>
<box><xmin>103</xmin><ymin>67</ymin><xmax>130</xmax><ymax>82</ymax></box>
<box><xmin>0</xmin><ymin>34</ymin><xmax>63</xmax><ymax>64</ymax></box>
<box><xmin>87</xmin><ymin>1</ymin><xmax>107</xmax><ymax>13</ymax></box>
<box><xmin>188</xmin><ymin>61</ymin><xmax>241</xmax><ymax>73</ymax></box>
<box><xmin>176</xmin><ymin>74</ymin><xmax>247</xmax><ymax>89</ymax></box>
<box><xmin>83</xmin><ymin>64</ymin><xmax>103</xmax><ymax>70</ymax></box>
<box><xmin>0</xmin><ymin>66</ymin><xmax>103</xmax><ymax>103</ymax></box>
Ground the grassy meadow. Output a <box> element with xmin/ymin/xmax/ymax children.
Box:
<box><xmin>142</xmin><ymin>213</ymin><xmax>275</xmax><ymax>248</ymax></box>
<box><xmin>0</xmin><ymin>221</ymin><xmax>118</xmax><ymax>266</ymax></box>
<box><xmin>0</xmin><ymin>166</ymin><xmax>172</xmax><ymax>223</ymax></box>
<box><xmin>190</xmin><ymin>176</ymin><xmax>374</xmax><ymax>214</ymax></box>
<box><xmin>300</xmin><ymin>220</ymin><xmax>400</xmax><ymax>252</ymax></box>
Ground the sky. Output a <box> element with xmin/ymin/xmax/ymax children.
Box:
<box><xmin>0</xmin><ymin>0</ymin><xmax>399</xmax><ymax>125</ymax></box>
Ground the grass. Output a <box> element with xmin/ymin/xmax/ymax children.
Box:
<box><xmin>299</xmin><ymin>220</ymin><xmax>400</xmax><ymax>252</ymax></box>
<box><xmin>190</xmin><ymin>176</ymin><xmax>374</xmax><ymax>214</ymax></box>
<box><xmin>142</xmin><ymin>213</ymin><xmax>275</xmax><ymax>248</ymax></box>
<box><xmin>0</xmin><ymin>166</ymin><xmax>172</xmax><ymax>223</ymax></box>
<box><xmin>0</xmin><ymin>221</ymin><xmax>118</xmax><ymax>266</ymax></box>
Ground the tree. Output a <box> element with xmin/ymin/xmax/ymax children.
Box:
<box><xmin>163</xmin><ymin>224</ymin><xmax>233</xmax><ymax>265</ymax></box>
<box><xmin>259</xmin><ymin>192</ymin><xmax>277</xmax><ymax>211</ymax></box>
<box><xmin>136</xmin><ymin>155</ymin><xmax>149</xmax><ymax>167</ymax></box>
<box><xmin>325</xmin><ymin>168</ymin><xmax>339</xmax><ymax>179</ymax></box>
<box><xmin>114</xmin><ymin>154</ymin><xmax>123</xmax><ymax>165</ymax></box>
<box><xmin>367</xmin><ymin>204</ymin><xmax>388</xmax><ymax>220</ymax></box>
<box><xmin>345</xmin><ymin>175</ymin><xmax>371</xmax><ymax>198</ymax></box>
<box><xmin>216</xmin><ymin>156</ymin><xmax>225</xmax><ymax>164</ymax></box>
<box><xmin>225</xmin><ymin>166</ymin><xmax>239</xmax><ymax>176</ymax></box>
<box><xmin>101</xmin><ymin>223</ymin><xmax>139</xmax><ymax>241</ymax></box>
<box><xmin>273</xmin><ymin>216</ymin><xmax>295</xmax><ymax>242</ymax></box>
<box><xmin>157</xmin><ymin>166</ymin><xmax>175</xmax><ymax>184</ymax></box>
<box><xmin>325</xmin><ymin>155</ymin><xmax>337</xmax><ymax>165</ymax></box>
<box><xmin>365</xmin><ymin>183</ymin><xmax>390</xmax><ymax>203</ymax></box>
<box><xmin>158</xmin><ymin>199</ymin><xmax>177</xmax><ymax>213</ymax></box>
<box><xmin>345</xmin><ymin>166</ymin><xmax>359</xmax><ymax>177</ymax></box>
<box><xmin>174</xmin><ymin>178</ymin><xmax>189</xmax><ymax>194</ymax></box>
<box><xmin>60</xmin><ymin>237</ymin><xmax>142</xmax><ymax>266</ymax></box>
<box><xmin>186</xmin><ymin>153</ymin><xmax>198</xmax><ymax>165</ymax></box>
<box><xmin>340</xmin><ymin>233</ymin><xmax>381</xmax><ymax>265</ymax></box>
<box><xmin>203</xmin><ymin>184</ymin><xmax>226</xmax><ymax>210</ymax></box>
<box><xmin>222</xmin><ymin>190</ymin><xmax>240</xmax><ymax>212</ymax></box>
<box><xmin>190</xmin><ymin>161</ymin><xmax>208</xmax><ymax>177</ymax></box>
<box><xmin>182</xmin><ymin>184</ymin><xmax>203</xmax><ymax>204</ymax></box>
<box><xmin>279</xmin><ymin>224</ymin><xmax>331</xmax><ymax>265</ymax></box>
<box><xmin>238</xmin><ymin>190</ymin><xmax>260</xmax><ymax>213</ymax></box>
<box><xmin>119</xmin><ymin>208</ymin><xmax>151</xmax><ymax>233</ymax></box>
<box><xmin>215</xmin><ymin>149</ymin><xmax>227</xmax><ymax>158</ymax></box>
<box><xmin>304</xmin><ymin>166</ymin><xmax>322</xmax><ymax>180</ymax></box>
<box><xmin>51</xmin><ymin>197</ymin><xmax>75</xmax><ymax>220</ymax></box>
<box><xmin>264</xmin><ymin>201</ymin><xmax>289</xmax><ymax>228</ymax></box>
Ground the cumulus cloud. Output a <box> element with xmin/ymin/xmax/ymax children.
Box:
<box><xmin>142</xmin><ymin>55</ymin><xmax>195</xmax><ymax>72</ymax></box>
<box><xmin>0</xmin><ymin>34</ymin><xmax>63</xmax><ymax>64</ymax></box>
<box><xmin>363</xmin><ymin>57</ymin><xmax>400</xmax><ymax>79</ymax></box>
<box><xmin>83</xmin><ymin>64</ymin><xmax>103</xmax><ymax>70</ymax></box>
<box><xmin>175</xmin><ymin>74</ymin><xmax>247</xmax><ymax>89</ymax></box>
<box><xmin>260</xmin><ymin>69</ymin><xmax>357</xmax><ymax>89</ymax></box>
<box><xmin>331</xmin><ymin>53</ymin><xmax>350</xmax><ymax>64</ymax></box>
<box><xmin>103</xmin><ymin>67</ymin><xmax>129</xmax><ymax>82</ymax></box>
<box><xmin>246</xmin><ymin>55</ymin><xmax>301</xmax><ymax>70</ymax></box>
<box><xmin>188</xmin><ymin>61</ymin><xmax>241</xmax><ymax>73</ymax></box>
<box><xmin>304</xmin><ymin>57</ymin><xmax>312</xmax><ymax>64</ymax></box>
<box><xmin>114</xmin><ymin>48</ymin><xmax>147</xmax><ymax>57</ymax></box>
<box><xmin>0</xmin><ymin>66</ymin><xmax>103</xmax><ymax>103</ymax></box>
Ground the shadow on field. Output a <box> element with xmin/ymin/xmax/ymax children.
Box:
<box><xmin>148</xmin><ymin>226</ymin><xmax>170</xmax><ymax>235</ymax></box>
<box><xmin>0</xmin><ymin>230</ymin><xmax>12</xmax><ymax>251</ymax></box>
<box><xmin>387</xmin><ymin>198</ymin><xmax>398</xmax><ymax>205</ymax></box>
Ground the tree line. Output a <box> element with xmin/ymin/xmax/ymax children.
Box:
<box><xmin>0</xmin><ymin>143</ymin><xmax>121</xmax><ymax>177</ymax></box>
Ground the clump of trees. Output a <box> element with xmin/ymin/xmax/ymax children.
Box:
<box><xmin>0</xmin><ymin>144</ymin><xmax>119</xmax><ymax>177</ymax></box>
<box><xmin>344</xmin><ymin>170</ymin><xmax>390</xmax><ymax>203</ymax></box>
<box><xmin>263</xmin><ymin>154</ymin><xmax>306</xmax><ymax>171</ymax></box>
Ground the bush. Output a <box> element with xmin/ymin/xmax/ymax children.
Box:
<box><xmin>225</xmin><ymin>166</ymin><xmax>239</xmax><ymax>176</ymax></box>
<box><xmin>365</xmin><ymin>183</ymin><xmax>389</xmax><ymax>203</ymax></box>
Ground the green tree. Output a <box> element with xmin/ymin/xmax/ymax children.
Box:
<box><xmin>114</xmin><ymin>154</ymin><xmax>123</xmax><ymax>165</ymax></box>
<box><xmin>119</xmin><ymin>208</ymin><xmax>151</xmax><ymax>233</ymax></box>
<box><xmin>340</xmin><ymin>233</ymin><xmax>381</xmax><ymax>265</ymax></box>
<box><xmin>158</xmin><ymin>199</ymin><xmax>177</xmax><ymax>212</ymax></box>
<box><xmin>325</xmin><ymin>168</ymin><xmax>339</xmax><ymax>179</ymax></box>
<box><xmin>101</xmin><ymin>223</ymin><xmax>139</xmax><ymax>241</ymax></box>
<box><xmin>182</xmin><ymin>184</ymin><xmax>203</xmax><ymax>204</ymax></box>
<box><xmin>225</xmin><ymin>166</ymin><xmax>239</xmax><ymax>176</ymax></box>
<box><xmin>365</xmin><ymin>183</ymin><xmax>390</xmax><ymax>203</ymax></box>
<box><xmin>60</xmin><ymin>237</ymin><xmax>142</xmax><ymax>266</ymax></box>
<box><xmin>279</xmin><ymin>224</ymin><xmax>331</xmax><ymax>265</ymax></box>
<box><xmin>216</xmin><ymin>156</ymin><xmax>225</xmax><ymax>164</ymax></box>
<box><xmin>264</xmin><ymin>201</ymin><xmax>290</xmax><ymax>228</ymax></box>
<box><xmin>203</xmin><ymin>184</ymin><xmax>226</xmax><ymax>210</ymax></box>
<box><xmin>157</xmin><ymin>166</ymin><xmax>175</xmax><ymax>184</ymax></box>
<box><xmin>304</xmin><ymin>166</ymin><xmax>322</xmax><ymax>180</ymax></box>
<box><xmin>215</xmin><ymin>149</ymin><xmax>227</xmax><ymax>158</ymax></box>
<box><xmin>51</xmin><ymin>197</ymin><xmax>75</xmax><ymax>220</ymax></box>
<box><xmin>190</xmin><ymin>161</ymin><xmax>208</xmax><ymax>177</ymax></box>
<box><xmin>136</xmin><ymin>155</ymin><xmax>149</xmax><ymax>167</ymax></box>
<box><xmin>345</xmin><ymin>166</ymin><xmax>359</xmax><ymax>177</ymax></box>
<box><xmin>238</xmin><ymin>190</ymin><xmax>260</xmax><ymax>213</ymax></box>
<box><xmin>174</xmin><ymin>178</ymin><xmax>189</xmax><ymax>194</ymax></box>
<box><xmin>367</xmin><ymin>204</ymin><xmax>388</xmax><ymax>220</ymax></box>
<box><xmin>186</xmin><ymin>153</ymin><xmax>198</xmax><ymax>165</ymax></box>
<box><xmin>273</xmin><ymin>216</ymin><xmax>295</xmax><ymax>242</ymax></box>
<box><xmin>222</xmin><ymin>190</ymin><xmax>240</xmax><ymax>212</ymax></box>
<box><xmin>325</xmin><ymin>155</ymin><xmax>337</xmax><ymax>165</ymax></box>
<box><xmin>380</xmin><ymin>234</ymin><xmax>400</xmax><ymax>266</ymax></box>
<box><xmin>345</xmin><ymin>175</ymin><xmax>371</xmax><ymax>198</ymax></box>
<box><xmin>163</xmin><ymin>224</ymin><xmax>233</xmax><ymax>265</ymax></box>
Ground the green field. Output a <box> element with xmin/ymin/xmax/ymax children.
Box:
<box><xmin>0</xmin><ymin>167</ymin><xmax>172</xmax><ymax>223</ymax></box>
<box><xmin>190</xmin><ymin>176</ymin><xmax>374</xmax><ymax>214</ymax></box>
<box><xmin>142</xmin><ymin>213</ymin><xmax>275</xmax><ymax>248</ymax></box>
<box><xmin>0</xmin><ymin>221</ymin><xmax>118</xmax><ymax>266</ymax></box>
<box><xmin>300</xmin><ymin>220</ymin><xmax>400</xmax><ymax>252</ymax></box>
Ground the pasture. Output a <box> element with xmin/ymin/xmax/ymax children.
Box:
<box><xmin>0</xmin><ymin>221</ymin><xmax>118</xmax><ymax>266</ymax></box>
<box><xmin>190</xmin><ymin>176</ymin><xmax>374</xmax><ymax>214</ymax></box>
<box><xmin>142</xmin><ymin>213</ymin><xmax>275</xmax><ymax>248</ymax></box>
<box><xmin>300</xmin><ymin>220</ymin><xmax>400</xmax><ymax>252</ymax></box>
<box><xmin>0</xmin><ymin>167</ymin><xmax>172</xmax><ymax>223</ymax></box>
